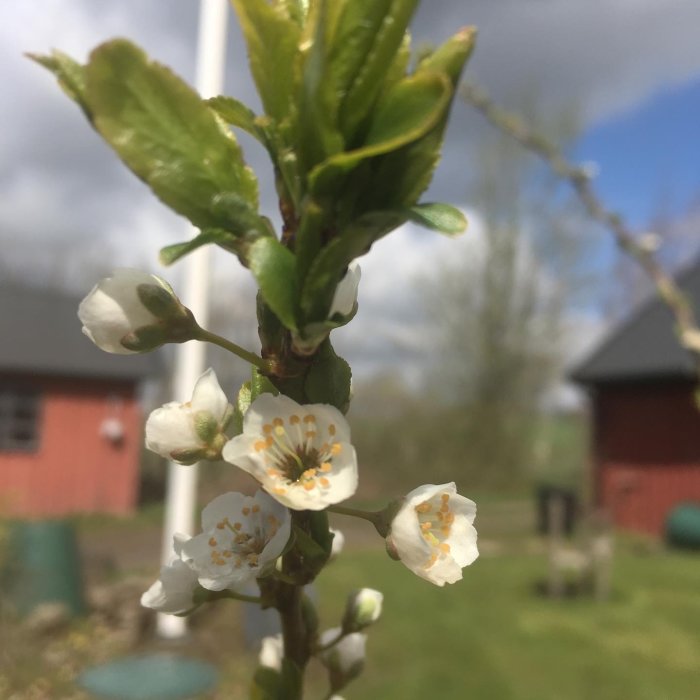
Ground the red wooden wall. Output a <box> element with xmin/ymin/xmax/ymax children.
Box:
<box><xmin>593</xmin><ymin>380</ymin><xmax>700</xmax><ymax>535</ymax></box>
<box><xmin>0</xmin><ymin>375</ymin><xmax>142</xmax><ymax>518</ymax></box>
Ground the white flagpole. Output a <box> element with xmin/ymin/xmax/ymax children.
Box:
<box><xmin>156</xmin><ymin>0</ymin><xmax>229</xmax><ymax>640</ymax></box>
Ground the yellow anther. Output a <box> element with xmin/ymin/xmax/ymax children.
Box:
<box><xmin>303</xmin><ymin>414</ymin><xmax>316</xmax><ymax>424</ymax></box>
<box><xmin>439</xmin><ymin>543</ymin><xmax>451</xmax><ymax>554</ymax></box>
<box><xmin>305</xmin><ymin>431</ymin><xmax>317</xmax><ymax>440</ymax></box>
<box><xmin>247</xmin><ymin>554</ymin><xmax>259</xmax><ymax>566</ymax></box>
<box><xmin>223</xmin><ymin>550</ymin><xmax>232</xmax><ymax>558</ymax></box>
<box><xmin>415</xmin><ymin>502</ymin><xmax>432</xmax><ymax>514</ymax></box>
<box><xmin>440</xmin><ymin>503</ymin><xmax>450</xmax><ymax>513</ymax></box>
<box><xmin>421</xmin><ymin>522</ymin><xmax>432</xmax><ymax>532</ymax></box>
<box><xmin>436</xmin><ymin>511</ymin><xmax>444</xmax><ymax>521</ymax></box>
<box><xmin>208</xmin><ymin>537</ymin><xmax>217</xmax><ymax>547</ymax></box>
<box><xmin>302</xmin><ymin>468</ymin><xmax>317</xmax><ymax>479</ymax></box>
<box><xmin>425</xmin><ymin>553</ymin><xmax>438</xmax><ymax>569</ymax></box>
<box><xmin>252</xmin><ymin>504</ymin><xmax>260</xmax><ymax>513</ymax></box>
<box><xmin>441</xmin><ymin>493</ymin><xmax>450</xmax><ymax>503</ymax></box>
<box><xmin>319</xmin><ymin>462</ymin><xmax>332</xmax><ymax>472</ymax></box>
<box><xmin>216</xmin><ymin>521</ymin><xmax>225</xmax><ymax>529</ymax></box>
<box><xmin>303</xmin><ymin>481</ymin><xmax>315</xmax><ymax>491</ymax></box>
<box><xmin>268</xmin><ymin>515</ymin><xmax>278</xmax><ymax>526</ymax></box>
<box><xmin>441</xmin><ymin>526</ymin><xmax>451</xmax><ymax>536</ymax></box>
<box><xmin>273</xmin><ymin>418</ymin><xmax>284</xmax><ymax>427</ymax></box>
<box><xmin>445</xmin><ymin>512</ymin><xmax>455</xmax><ymax>524</ymax></box>
<box><xmin>233</xmin><ymin>522</ymin><xmax>242</xmax><ymax>531</ymax></box>
<box><xmin>319</xmin><ymin>477</ymin><xmax>330</xmax><ymax>488</ymax></box>
<box><xmin>254</xmin><ymin>440</ymin><xmax>267</xmax><ymax>452</ymax></box>
<box><xmin>274</xmin><ymin>425</ymin><xmax>286</xmax><ymax>436</ymax></box>
<box><xmin>267</xmin><ymin>468</ymin><xmax>282</xmax><ymax>478</ymax></box>
<box><xmin>328</xmin><ymin>424</ymin><xmax>336</xmax><ymax>436</ymax></box>
<box><xmin>263</xmin><ymin>424</ymin><xmax>273</xmax><ymax>434</ymax></box>
<box><xmin>265</xmin><ymin>436</ymin><xmax>274</xmax><ymax>448</ymax></box>
<box><xmin>331</xmin><ymin>443</ymin><xmax>342</xmax><ymax>456</ymax></box>
<box><xmin>273</xmin><ymin>487</ymin><xmax>287</xmax><ymax>495</ymax></box>
<box><xmin>290</xmin><ymin>415</ymin><xmax>300</xmax><ymax>425</ymax></box>
<box><xmin>242</xmin><ymin>507</ymin><xmax>250</xmax><ymax>516</ymax></box>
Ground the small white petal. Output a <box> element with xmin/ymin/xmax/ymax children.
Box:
<box><xmin>318</xmin><ymin>627</ymin><xmax>366</xmax><ymax>675</ymax></box>
<box><xmin>145</xmin><ymin>402</ymin><xmax>200</xmax><ymax>457</ymax></box>
<box><xmin>190</xmin><ymin>368</ymin><xmax>230</xmax><ymax>420</ymax></box>
<box><xmin>141</xmin><ymin>558</ymin><xmax>198</xmax><ymax>614</ymax></box>
<box><xmin>259</xmin><ymin>634</ymin><xmax>283</xmax><ymax>671</ymax></box>
<box><xmin>329</xmin><ymin>261</ymin><xmax>361</xmax><ymax>318</ymax></box>
<box><xmin>330</xmin><ymin>528</ymin><xmax>345</xmax><ymax>559</ymax></box>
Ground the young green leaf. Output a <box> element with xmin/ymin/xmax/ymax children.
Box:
<box><xmin>231</xmin><ymin>0</ymin><xmax>301</xmax><ymax>126</ymax></box>
<box><xmin>85</xmin><ymin>39</ymin><xmax>259</xmax><ymax>231</ymax></box>
<box><xmin>407</xmin><ymin>203</ymin><xmax>468</xmax><ymax>235</ymax></box>
<box><xmin>248</xmin><ymin>237</ymin><xmax>299</xmax><ymax>331</ymax></box>
<box><xmin>206</xmin><ymin>95</ymin><xmax>264</xmax><ymax>141</ymax></box>
<box><xmin>309</xmin><ymin>72</ymin><xmax>451</xmax><ymax>195</ymax></box>
<box><xmin>29</xmin><ymin>51</ymin><xmax>90</xmax><ymax>118</ymax></box>
<box><xmin>159</xmin><ymin>229</ymin><xmax>240</xmax><ymax>266</ymax></box>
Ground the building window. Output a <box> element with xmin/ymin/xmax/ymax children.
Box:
<box><xmin>0</xmin><ymin>385</ymin><xmax>41</xmax><ymax>452</ymax></box>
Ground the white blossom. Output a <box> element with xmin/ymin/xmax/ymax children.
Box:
<box><xmin>141</xmin><ymin>538</ymin><xmax>199</xmax><ymax>614</ymax></box>
<box><xmin>145</xmin><ymin>368</ymin><xmax>233</xmax><ymax>464</ymax></box>
<box><xmin>222</xmin><ymin>394</ymin><xmax>358</xmax><ymax>511</ymax></box>
<box><xmin>258</xmin><ymin>634</ymin><xmax>283</xmax><ymax>671</ymax></box>
<box><xmin>78</xmin><ymin>269</ymin><xmax>190</xmax><ymax>353</ymax></box>
<box><xmin>178</xmin><ymin>490</ymin><xmax>291</xmax><ymax>592</ymax></box>
<box><xmin>388</xmin><ymin>482</ymin><xmax>478</xmax><ymax>586</ymax></box>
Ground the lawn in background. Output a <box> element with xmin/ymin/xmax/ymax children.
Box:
<box><xmin>314</xmin><ymin>545</ymin><xmax>700</xmax><ymax>700</ymax></box>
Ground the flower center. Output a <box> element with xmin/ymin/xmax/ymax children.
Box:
<box><xmin>253</xmin><ymin>412</ymin><xmax>340</xmax><ymax>495</ymax></box>
<box><xmin>208</xmin><ymin>506</ymin><xmax>280</xmax><ymax>570</ymax></box>
<box><xmin>414</xmin><ymin>492</ymin><xmax>455</xmax><ymax>569</ymax></box>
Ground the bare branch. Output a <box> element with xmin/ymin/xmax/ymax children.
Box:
<box><xmin>461</xmin><ymin>82</ymin><xmax>700</xmax><ymax>378</ymax></box>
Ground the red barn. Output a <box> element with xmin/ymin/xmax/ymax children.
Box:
<box><xmin>572</xmin><ymin>260</ymin><xmax>700</xmax><ymax>536</ymax></box>
<box><xmin>0</xmin><ymin>285</ymin><xmax>158</xmax><ymax>518</ymax></box>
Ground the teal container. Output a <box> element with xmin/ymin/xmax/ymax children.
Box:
<box><xmin>665</xmin><ymin>503</ymin><xmax>700</xmax><ymax>550</ymax></box>
<box><xmin>2</xmin><ymin>520</ymin><xmax>86</xmax><ymax>616</ymax></box>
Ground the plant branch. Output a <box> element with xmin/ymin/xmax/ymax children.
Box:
<box><xmin>461</xmin><ymin>81</ymin><xmax>700</xmax><ymax>379</ymax></box>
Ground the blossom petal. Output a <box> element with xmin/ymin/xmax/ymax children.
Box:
<box><xmin>190</xmin><ymin>368</ymin><xmax>230</xmax><ymax>420</ymax></box>
<box><xmin>145</xmin><ymin>402</ymin><xmax>200</xmax><ymax>457</ymax></box>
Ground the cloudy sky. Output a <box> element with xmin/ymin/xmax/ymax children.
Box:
<box><xmin>2</xmin><ymin>0</ymin><xmax>700</xmax><ymax>385</ymax></box>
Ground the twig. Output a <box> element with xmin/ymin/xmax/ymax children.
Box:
<box><xmin>461</xmin><ymin>82</ymin><xmax>700</xmax><ymax>378</ymax></box>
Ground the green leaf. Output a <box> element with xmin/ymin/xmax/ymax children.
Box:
<box><xmin>304</xmin><ymin>340</ymin><xmax>352</xmax><ymax>412</ymax></box>
<box><xmin>84</xmin><ymin>40</ymin><xmax>259</xmax><ymax>231</ymax></box>
<box><xmin>300</xmin><ymin>210</ymin><xmax>406</xmax><ymax>321</ymax></box>
<box><xmin>248</xmin><ymin>237</ymin><xmax>299</xmax><ymax>331</ymax></box>
<box><xmin>338</xmin><ymin>0</ymin><xmax>420</xmax><ymax>140</ymax></box>
<box><xmin>230</xmin><ymin>0</ymin><xmax>301</xmax><ymax>125</ymax></box>
<box><xmin>159</xmin><ymin>229</ymin><xmax>238</xmax><ymax>266</ymax></box>
<box><xmin>251</xmin><ymin>367</ymin><xmax>278</xmax><ymax>400</ymax></box>
<box><xmin>206</xmin><ymin>95</ymin><xmax>264</xmax><ymax>141</ymax></box>
<box><xmin>407</xmin><ymin>202</ymin><xmax>467</xmax><ymax>235</ymax></box>
<box><xmin>357</xmin><ymin>27</ymin><xmax>477</xmax><ymax>210</ymax></box>
<box><xmin>231</xmin><ymin>381</ymin><xmax>252</xmax><ymax>435</ymax></box>
<box><xmin>309</xmin><ymin>72</ymin><xmax>451</xmax><ymax>195</ymax></box>
<box><xmin>29</xmin><ymin>51</ymin><xmax>90</xmax><ymax>117</ymax></box>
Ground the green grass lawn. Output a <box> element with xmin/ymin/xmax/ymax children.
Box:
<box><xmin>314</xmin><ymin>546</ymin><xmax>700</xmax><ymax>700</ymax></box>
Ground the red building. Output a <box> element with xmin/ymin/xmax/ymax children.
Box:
<box><xmin>573</xmin><ymin>260</ymin><xmax>700</xmax><ymax>536</ymax></box>
<box><xmin>0</xmin><ymin>285</ymin><xmax>158</xmax><ymax>518</ymax></box>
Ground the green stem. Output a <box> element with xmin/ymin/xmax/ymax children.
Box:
<box><xmin>326</xmin><ymin>504</ymin><xmax>380</xmax><ymax>524</ymax></box>
<box><xmin>195</xmin><ymin>327</ymin><xmax>271</xmax><ymax>371</ymax></box>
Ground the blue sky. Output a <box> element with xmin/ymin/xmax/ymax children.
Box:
<box><xmin>576</xmin><ymin>75</ymin><xmax>700</xmax><ymax>230</ymax></box>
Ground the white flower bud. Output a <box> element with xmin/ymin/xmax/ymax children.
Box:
<box><xmin>330</xmin><ymin>528</ymin><xmax>345</xmax><ymax>560</ymax></box>
<box><xmin>318</xmin><ymin>627</ymin><xmax>366</xmax><ymax>690</ymax></box>
<box><xmin>78</xmin><ymin>269</ymin><xmax>194</xmax><ymax>353</ymax></box>
<box><xmin>342</xmin><ymin>588</ymin><xmax>383</xmax><ymax>632</ymax></box>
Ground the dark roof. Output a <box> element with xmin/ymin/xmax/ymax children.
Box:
<box><xmin>572</xmin><ymin>258</ymin><xmax>700</xmax><ymax>386</ymax></box>
<box><xmin>0</xmin><ymin>285</ymin><xmax>161</xmax><ymax>381</ymax></box>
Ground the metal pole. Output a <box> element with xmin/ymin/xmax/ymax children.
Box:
<box><xmin>157</xmin><ymin>0</ymin><xmax>229</xmax><ymax>640</ymax></box>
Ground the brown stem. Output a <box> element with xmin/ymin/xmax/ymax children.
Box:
<box><xmin>277</xmin><ymin>581</ymin><xmax>307</xmax><ymax>670</ymax></box>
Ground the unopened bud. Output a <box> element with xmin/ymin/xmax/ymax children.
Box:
<box><xmin>342</xmin><ymin>588</ymin><xmax>383</xmax><ymax>632</ymax></box>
